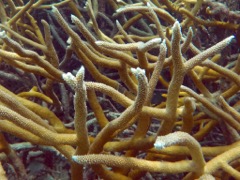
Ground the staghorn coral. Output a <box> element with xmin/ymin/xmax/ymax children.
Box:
<box><xmin>0</xmin><ymin>0</ymin><xmax>239</xmax><ymax>179</ymax></box>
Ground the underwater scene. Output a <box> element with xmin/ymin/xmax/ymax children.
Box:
<box><xmin>0</xmin><ymin>0</ymin><xmax>239</xmax><ymax>179</ymax></box>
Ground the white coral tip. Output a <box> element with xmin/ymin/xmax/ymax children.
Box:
<box><xmin>95</xmin><ymin>41</ymin><xmax>104</xmax><ymax>45</ymax></box>
<box><xmin>72</xmin><ymin>155</ymin><xmax>78</xmax><ymax>162</ymax></box>
<box><xmin>0</xmin><ymin>30</ymin><xmax>6</xmax><ymax>38</ymax></box>
<box><xmin>62</xmin><ymin>72</ymin><xmax>75</xmax><ymax>82</ymax></box>
<box><xmin>154</xmin><ymin>141</ymin><xmax>166</xmax><ymax>150</ymax></box>
<box><xmin>67</xmin><ymin>37</ymin><xmax>72</xmax><ymax>44</ymax></box>
<box><xmin>76</xmin><ymin>66</ymin><xmax>85</xmax><ymax>79</ymax></box>
<box><xmin>71</xmin><ymin>14</ymin><xmax>78</xmax><ymax>23</ymax></box>
<box><xmin>131</xmin><ymin>67</ymin><xmax>145</xmax><ymax>76</ymax></box>
<box><xmin>51</xmin><ymin>6</ymin><xmax>57</xmax><ymax>12</ymax></box>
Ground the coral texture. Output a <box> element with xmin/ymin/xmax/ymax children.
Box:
<box><xmin>0</xmin><ymin>0</ymin><xmax>239</xmax><ymax>179</ymax></box>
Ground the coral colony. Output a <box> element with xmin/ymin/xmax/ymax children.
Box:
<box><xmin>0</xmin><ymin>0</ymin><xmax>239</xmax><ymax>179</ymax></box>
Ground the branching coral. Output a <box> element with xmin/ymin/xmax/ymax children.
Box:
<box><xmin>0</xmin><ymin>0</ymin><xmax>239</xmax><ymax>179</ymax></box>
